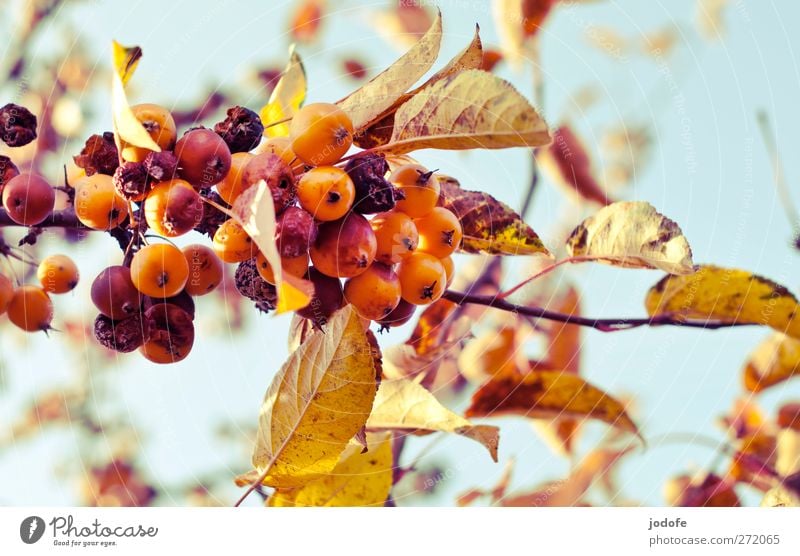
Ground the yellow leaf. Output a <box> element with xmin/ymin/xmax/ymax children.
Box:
<box><xmin>231</xmin><ymin>181</ymin><xmax>312</xmax><ymax>314</ymax></box>
<box><xmin>337</xmin><ymin>11</ymin><xmax>443</xmax><ymax>131</ymax></box>
<box><xmin>438</xmin><ymin>175</ymin><xmax>551</xmax><ymax>256</ymax></box>
<box><xmin>367</xmin><ymin>378</ymin><xmax>499</xmax><ymax>461</ymax></box>
<box><xmin>268</xmin><ymin>432</ymin><xmax>393</xmax><ymax>507</ymax></box>
<box><xmin>251</xmin><ymin>305</ymin><xmax>379</xmax><ymax>488</ymax></box>
<box><xmin>355</xmin><ymin>26</ymin><xmax>484</xmax><ymax>149</ymax></box>
<box><xmin>261</xmin><ymin>47</ymin><xmax>306</xmax><ymax>138</ymax></box>
<box><xmin>645</xmin><ymin>265</ymin><xmax>800</xmax><ymax>339</ymax></box>
<box><xmin>379</xmin><ymin>69</ymin><xmax>551</xmax><ymax>154</ymax></box>
<box><xmin>566</xmin><ymin>201</ymin><xmax>695</xmax><ymax>274</ymax></box>
<box><xmin>466</xmin><ymin>370</ymin><xmax>640</xmax><ymax>437</ymax></box>
<box><xmin>110</xmin><ymin>41</ymin><xmax>161</xmax><ymax>152</ymax></box>
<box><xmin>743</xmin><ymin>333</ymin><xmax>800</xmax><ymax>393</ymax></box>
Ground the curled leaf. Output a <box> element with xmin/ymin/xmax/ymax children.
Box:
<box><xmin>466</xmin><ymin>370</ymin><xmax>640</xmax><ymax>437</ymax></box>
<box><xmin>261</xmin><ymin>47</ymin><xmax>306</xmax><ymax>138</ymax></box>
<box><xmin>380</xmin><ymin>69</ymin><xmax>551</xmax><ymax>154</ymax></box>
<box><xmin>110</xmin><ymin>41</ymin><xmax>161</xmax><ymax>152</ymax></box>
<box><xmin>337</xmin><ymin>11</ymin><xmax>443</xmax><ymax>131</ymax></box>
<box><xmin>743</xmin><ymin>333</ymin><xmax>800</xmax><ymax>393</ymax></box>
<box><xmin>645</xmin><ymin>265</ymin><xmax>800</xmax><ymax>339</ymax></box>
<box><xmin>438</xmin><ymin>175</ymin><xmax>551</xmax><ymax>256</ymax></box>
<box><xmin>566</xmin><ymin>201</ymin><xmax>695</xmax><ymax>274</ymax></box>
<box><xmin>268</xmin><ymin>432</ymin><xmax>393</xmax><ymax>507</ymax></box>
<box><xmin>250</xmin><ymin>305</ymin><xmax>380</xmax><ymax>488</ymax></box>
<box><xmin>367</xmin><ymin>378</ymin><xmax>499</xmax><ymax>461</ymax></box>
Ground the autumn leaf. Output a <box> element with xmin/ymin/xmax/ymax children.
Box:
<box><xmin>406</xmin><ymin>298</ymin><xmax>459</xmax><ymax>355</ymax></box>
<box><xmin>645</xmin><ymin>265</ymin><xmax>800</xmax><ymax>339</ymax></box>
<box><xmin>743</xmin><ymin>333</ymin><xmax>800</xmax><ymax>393</ymax></box>
<box><xmin>268</xmin><ymin>432</ymin><xmax>393</xmax><ymax>507</ymax></box>
<box><xmin>537</xmin><ymin>125</ymin><xmax>611</xmax><ymax>206</ymax></box>
<box><xmin>248</xmin><ymin>305</ymin><xmax>379</xmax><ymax>488</ymax></box>
<box><xmin>466</xmin><ymin>370</ymin><xmax>640</xmax><ymax>437</ymax></box>
<box><xmin>355</xmin><ymin>27</ymin><xmax>484</xmax><ymax>149</ymax></box>
<box><xmin>438</xmin><ymin>175</ymin><xmax>551</xmax><ymax>256</ymax></box>
<box><xmin>288</xmin><ymin>0</ymin><xmax>324</xmax><ymax>43</ymax></box>
<box><xmin>666</xmin><ymin>474</ymin><xmax>741</xmax><ymax>507</ymax></box>
<box><xmin>379</xmin><ymin>69</ymin><xmax>551</xmax><ymax>154</ymax></box>
<box><xmin>566</xmin><ymin>201</ymin><xmax>695</xmax><ymax>274</ymax></box>
<box><xmin>110</xmin><ymin>41</ymin><xmax>161</xmax><ymax>153</ymax></box>
<box><xmin>230</xmin><ymin>181</ymin><xmax>312</xmax><ymax>313</ymax></box>
<box><xmin>383</xmin><ymin>339</ymin><xmax>462</xmax><ymax>381</ymax></box>
<box><xmin>337</xmin><ymin>11</ymin><xmax>442</xmax><ymax>131</ymax></box>
<box><xmin>367</xmin><ymin>378</ymin><xmax>499</xmax><ymax>461</ymax></box>
<box><xmin>261</xmin><ymin>47</ymin><xmax>306</xmax><ymax>138</ymax></box>
<box><xmin>374</xmin><ymin>2</ymin><xmax>435</xmax><ymax>51</ymax></box>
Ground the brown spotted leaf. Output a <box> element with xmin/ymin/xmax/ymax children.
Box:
<box><xmin>466</xmin><ymin>370</ymin><xmax>639</xmax><ymax>437</ymax></box>
<box><xmin>645</xmin><ymin>265</ymin><xmax>800</xmax><ymax>339</ymax></box>
<box><xmin>438</xmin><ymin>175</ymin><xmax>550</xmax><ymax>256</ymax></box>
<box><xmin>378</xmin><ymin>69</ymin><xmax>550</xmax><ymax>154</ymax></box>
<box><xmin>743</xmin><ymin>333</ymin><xmax>800</xmax><ymax>393</ymax></box>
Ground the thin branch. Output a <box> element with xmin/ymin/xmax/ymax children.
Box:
<box><xmin>441</xmin><ymin>289</ymin><xmax>753</xmax><ymax>333</ymax></box>
<box><xmin>757</xmin><ymin>111</ymin><xmax>800</xmax><ymax>237</ymax></box>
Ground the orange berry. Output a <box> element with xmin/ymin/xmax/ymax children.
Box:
<box><xmin>130</xmin><ymin>243</ymin><xmax>189</xmax><ymax>298</ymax></box>
<box><xmin>216</xmin><ymin>152</ymin><xmax>253</xmax><ymax>204</ymax></box>
<box><xmin>289</xmin><ymin>102</ymin><xmax>354</xmax><ymax>166</ymax></box>
<box><xmin>120</xmin><ymin>103</ymin><xmax>177</xmax><ymax>162</ymax></box>
<box><xmin>182</xmin><ymin>244</ymin><xmax>224</xmax><ymax>296</ymax></box>
<box><xmin>212</xmin><ymin>218</ymin><xmax>256</xmax><ymax>263</ymax></box>
<box><xmin>440</xmin><ymin>255</ymin><xmax>454</xmax><ymax>287</ymax></box>
<box><xmin>255</xmin><ymin>252</ymin><xmax>309</xmax><ymax>284</ymax></box>
<box><xmin>37</xmin><ymin>254</ymin><xmax>79</xmax><ymax>294</ymax></box>
<box><xmin>2</xmin><ymin>172</ymin><xmax>55</xmax><ymax>226</ymax></box>
<box><xmin>390</xmin><ymin>164</ymin><xmax>441</xmax><ymax>218</ymax></box>
<box><xmin>371</xmin><ymin>210</ymin><xmax>419</xmax><ymax>264</ymax></box>
<box><xmin>7</xmin><ymin>286</ymin><xmax>53</xmax><ymax>332</ymax></box>
<box><xmin>0</xmin><ymin>273</ymin><xmax>14</xmax><ymax>315</ymax></box>
<box><xmin>254</xmin><ymin>136</ymin><xmax>305</xmax><ymax>173</ymax></box>
<box><xmin>296</xmin><ymin>166</ymin><xmax>355</xmax><ymax>221</ymax></box>
<box><xmin>144</xmin><ymin>179</ymin><xmax>204</xmax><ymax>237</ymax></box>
<box><xmin>415</xmin><ymin>207</ymin><xmax>463</xmax><ymax>258</ymax></box>
<box><xmin>74</xmin><ymin>174</ymin><xmax>129</xmax><ymax>230</ymax></box>
<box><xmin>396</xmin><ymin>252</ymin><xmax>447</xmax><ymax>305</ymax></box>
<box><xmin>310</xmin><ymin>213</ymin><xmax>377</xmax><ymax>278</ymax></box>
<box><xmin>344</xmin><ymin>263</ymin><xmax>401</xmax><ymax>321</ymax></box>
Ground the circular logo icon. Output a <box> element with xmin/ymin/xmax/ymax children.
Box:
<box><xmin>20</xmin><ymin>516</ymin><xmax>45</xmax><ymax>544</ymax></box>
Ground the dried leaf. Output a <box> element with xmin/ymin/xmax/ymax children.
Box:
<box><xmin>110</xmin><ymin>41</ymin><xmax>160</xmax><ymax>152</ymax></box>
<box><xmin>743</xmin><ymin>333</ymin><xmax>800</xmax><ymax>393</ymax></box>
<box><xmin>537</xmin><ymin>125</ymin><xmax>610</xmax><ymax>206</ymax></box>
<box><xmin>231</xmin><ymin>181</ymin><xmax>312</xmax><ymax>314</ymax></box>
<box><xmin>250</xmin><ymin>306</ymin><xmax>379</xmax><ymax>488</ymax></box>
<box><xmin>367</xmin><ymin>378</ymin><xmax>499</xmax><ymax>461</ymax></box>
<box><xmin>645</xmin><ymin>265</ymin><xmax>800</xmax><ymax>339</ymax></box>
<box><xmin>268</xmin><ymin>432</ymin><xmax>393</xmax><ymax>507</ymax></box>
<box><xmin>354</xmin><ymin>27</ymin><xmax>484</xmax><ymax>149</ymax></box>
<box><xmin>458</xmin><ymin>326</ymin><xmax>525</xmax><ymax>384</ymax></box>
<box><xmin>261</xmin><ymin>47</ymin><xmax>306</xmax><ymax>138</ymax></box>
<box><xmin>406</xmin><ymin>298</ymin><xmax>459</xmax><ymax>355</ymax></box>
<box><xmin>566</xmin><ymin>201</ymin><xmax>695</xmax><ymax>274</ymax></box>
<box><xmin>466</xmin><ymin>370</ymin><xmax>639</xmax><ymax>437</ymax></box>
<box><xmin>383</xmin><ymin>339</ymin><xmax>462</xmax><ymax>381</ymax></box>
<box><xmin>381</xmin><ymin>69</ymin><xmax>551</xmax><ymax>154</ymax></box>
<box><xmin>337</xmin><ymin>11</ymin><xmax>442</xmax><ymax>131</ymax></box>
<box><xmin>438</xmin><ymin>175</ymin><xmax>551</xmax><ymax>256</ymax></box>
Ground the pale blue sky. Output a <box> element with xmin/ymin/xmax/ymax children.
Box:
<box><xmin>1</xmin><ymin>0</ymin><xmax>799</xmax><ymax>506</ymax></box>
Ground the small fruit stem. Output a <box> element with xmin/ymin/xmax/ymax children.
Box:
<box><xmin>497</xmin><ymin>256</ymin><xmax>590</xmax><ymax>300</ymax></box>
<box><xmin>263</xmin><ymin>116</ymin><xmax>293</xmax><ymax>129</ymax></box>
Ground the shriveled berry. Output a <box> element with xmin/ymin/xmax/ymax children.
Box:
<box><xmin>73</xmin><ymin>132</ymin><xmax>119</xmax><ymax>176</ymax></box>
<box><xmin>344</xmin><ymin>153</ymin><xmax>402</xmax><ymax>214</ymax></box>
<box><xmin>234</xmin><ymin>258</ymin><xmax>278</xmax><ymax>312</ymax></box>
<box><xmin>140</xmin><ymin>303</ymin><xmax>194</xmax><ymax>364</ymax></box>
<box><xmin>194</xmin><ymin>190</ymin><xmax>229</xmax><ymax>238</ymax></box>
<box><xmin>113</xmin><ymin>161</ymin><xmax>150</xmax><ymax>201</ymax></box>
<box><xmin>0</xmin><ymin>155</ymin><xmax>20</xmax><ymax>191</ymax></box>
<box><xmin>242</xmin><ymin>152</ymin><xmax>296</xmax><ymax>214</ymax></box>
<box><xmin>94</xmin><ymin>314</ymin><xmax>145</xmax><ymax>353</ymax></box>
<box><xmin>214</xmin><ymin>106</ymin><xmax>264</xmax><ymax>153</ymax></box>
<box><xmin>276</xmin><ymin>206</ymin><xmax>317</xmax><ymax>258</ymax></box>
<box><xmin>143</xmin><ymin>151</ymin><xmax>179</xmax><ymax>181</ymax></box>
<box><xmin>0</xmin><ymin>103</ymin><xmax>37</xmax><ymax>147</ymax></box>
<box><xmin>296</xmin><ymin>267</ymin><xmax>345</xmax><ymax>328</ymax></box>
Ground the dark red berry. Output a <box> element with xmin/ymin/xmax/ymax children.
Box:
<box><xmin>296</xmin><ymin>267</ymin><xmax>345</xmax><ymax>328</ymax></box>
<box><xmin>142</xmin><ymin>290</ymin><xmax>196</xmax><ymax>320</ymax></box>
<box><xmin>377</xmin><ymin>298</ymin><xmax>416</xmax><ymax>330</ymax></box>
<box><xmin>73</xmin><ymin>132</ymin><xmax>119</xmax><ymax>176</ymax></box>
<box><xmin>276</xmin><ymin>206</ymin><xmax>317</xmax><ymax>258</ymax></box>
<box><xmin>175</xmin><ymin>128</ymin><xmax>232</xmax><ymax>189</ymax></box>
<box><xmin>214</xmin><ymin>106</ymin><xmax>264</xmax><ymax>153</ymax></box>
<box><xmin>91</xmin><ymin>266</ymin><xmax>141</xmax><ymax>320</ymax></box>
<box><xmin>94</xmin><ymin>314</ymin><xmax>145</xmax><ymax>353</ymax></box>
<box><xmin>242</xmin><ymin>153</ymin><xmax>296</xmax><ymax>214</ymax></box>
<box><xmin>0</xmin><ymin>103</ymin><xmax>37</xmax><ymax>147</ymax></box>
<box><xmin>113</xmin><ymin>162</ymin><xmax>150</xmax><ymax>201</ymax></box>
<box><xmin>143</xmin><ymin>151</ymin><xmax>179</xmax><ymax>181</ymax></box>
<box><xmin>344</xmin><ymin>153</ymin><xmax>403</xmax><ymax>214</ymax></box>
<box><xmin>142</xmin><ymin>303</ymin><xmax>194</xmax><ymax>354</ymax></box>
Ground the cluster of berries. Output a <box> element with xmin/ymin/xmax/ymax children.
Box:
<box><xmin>0</xmin><ymin>98</ymin><xmax>463</xmax><ymax>363</ymax></box>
